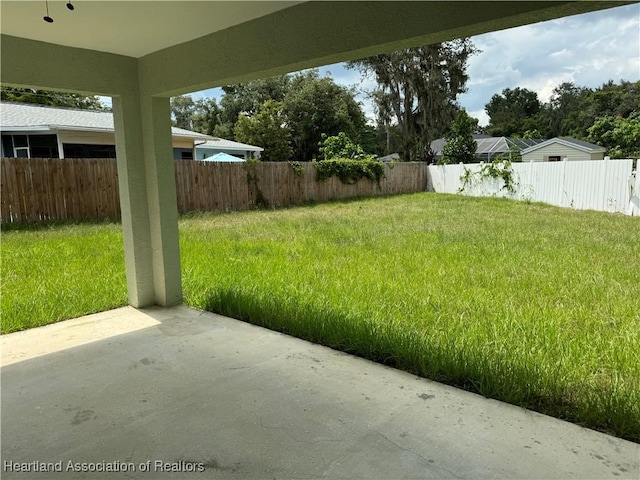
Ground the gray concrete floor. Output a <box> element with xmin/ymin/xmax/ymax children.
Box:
<box><xmin>2</xmin><ymin>305</ymin><xmax>638</xmax><ymax>479</ymax></box>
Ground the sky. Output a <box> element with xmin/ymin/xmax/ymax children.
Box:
<box><xmin>190</xmin><ymin>3</ymin><xmax>640</xmax><ymax>127</ymax></box>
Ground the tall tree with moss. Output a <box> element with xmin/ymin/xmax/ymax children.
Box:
<box><xmin>347</xmin><ymin>39</ymin><xmax>478</xmax><ymax>161</ymax></box>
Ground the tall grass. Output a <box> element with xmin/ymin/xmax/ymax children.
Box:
<box><xmin>180</xmin><ymin>194</ymin><xmax>640</xmax><ymax>441</ymax></box>
<box><xmin>1</xmin><ymin>222</ymin><xmax>127</xmax><ymax>332</ymax></box>
<box><xmin>1</xmin><ymin>194</ymin><xmax>638</xmax><ymax>440</ymax></box>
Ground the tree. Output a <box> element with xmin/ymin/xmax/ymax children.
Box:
<box><xmin>485</xmin><ymin>87</ymin><xmax>541</xmax><ymax>137</ymax></box>
<box><xmin>440</xmin><ymin>111</ymin><xmax>478</xmax><ymax>164</ymax></box>
<box><xmin>191</xmin><ymin>98</ymin><xmax>223</xmax><ymax>136</ymax></box>
<box><xmin>347</xmin><ymin>39</ymin><xmax>478</xmax><ymax>161</ymax></box>
<box><xmin>1</xmin><ymin>86</ymin><xmax>106</xmax><ymax>110</ymax></box>
<box><xmin>218</xmin><ymin>75</ymin><xmax>291</xmax><ymax>140</ymax></box>
<box><xmin>234</xmin><ymin>100</ymin><xmax>292</xmax><ymax>162</ymax></box>
<box><xmin>283</xmin><ymin>70</ymin><xmax>366</xmax><ymax>161</ymax></box>
<box><xmin>170</xmin><ymin>95</ymin><xmax>196</xmax><ymax>130</ymax></box>
<box><xmin>587</xmin><ymin>113</ymin><xmax>640</xmax><ymax>158</ymax></box>
<box><xmin>543</xmin><ymin>82</ymin><xmax>589</xmax><ymax>138</ymax></box>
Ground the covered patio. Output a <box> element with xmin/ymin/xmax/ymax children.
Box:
<box><xmin>2</xmin><ymin>1</ymin><xmax>639</xmax><ymax>478</ymax></box>
<box><xmin>3</xmin><ymin>306</ymin><xmax>638</xmax><ymax>479</ymax></box>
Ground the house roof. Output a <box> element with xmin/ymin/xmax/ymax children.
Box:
<box><xmin>0</xmin><ymin>102</ymin><xmax>211</xmax><ymax>140</ymax></box>
<box><xmin>520</xmin><ymin>137</ymin><xmax>606</xmax><ymax>154</ymax></box>
<box><xmin>198</xmin><ymin>139</ymin><xmax>263</xmax><ymax>152</ymax></box>
<box><xmin>430</xmin><ymin>136</ymin><xmax>545</xmax><ymax>156</ymax></box>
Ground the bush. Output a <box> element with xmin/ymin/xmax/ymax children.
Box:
<box><xmin>314</xmin><ymin>158</ymin><xmax>385</xmax><ymax>185</ymax></box>
<box><xmin>318</xmin><ymin>132</ymin><xmax>377</xmax><ymax>161</ymax></box>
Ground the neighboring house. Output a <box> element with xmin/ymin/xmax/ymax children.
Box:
<box><xmin>430</xmin><ymin>135</ymin><xmax>545</xmax><ymax>162</ymax></box>
<box><xmin>0</xmin><ymin>101</ymin><xmax>211</xmax><ymax>159</ymax></box>
<box><xmin>193</xmin><ymin>139</ymin><xmax>263</xmax><ymax>161</ymax></box>
<box><xmin>521</xmin><ymin>137</ymin><xmax>606</xmax><ymax>162</ymax></box>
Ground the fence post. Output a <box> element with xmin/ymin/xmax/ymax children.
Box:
<box><xmin>559</xmin><ymin>159</ymin><xmax>567</xmax><ymax>207</ymax></box>
<box><xmin>599</xmin><ymin>156</ymin><xmax>609</xmax><ymax>211</ymax></box>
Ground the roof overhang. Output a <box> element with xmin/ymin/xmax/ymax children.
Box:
<box><xmin>521</xmin><ymin>138</ymin><xmax>606</xmax><ymax>154</ymax></box>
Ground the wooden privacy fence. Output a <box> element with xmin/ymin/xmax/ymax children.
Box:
<box><xmin>1</xmin><ymin>158</ymin><xmax>428</xmax><ymax>224</ymax></box>
<box><xmin>1</xmin><ymin>157</ymin><xmax>121</xmax><ymax>223</ymax></box>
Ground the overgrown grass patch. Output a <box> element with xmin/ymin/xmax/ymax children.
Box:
<box><xmin>2</xmin><ymin>194</ymin><xmax>639</xmax><ymax>441</ymax></box>
<box><xmin>180</xmin><ymin>194</ymin><xmax>640</xmax><ymax>441</ymax></box>
<box><xmin>1</xmin><ymin>222</ymin><xmax>127</xmax><ymax>332</ymax></box>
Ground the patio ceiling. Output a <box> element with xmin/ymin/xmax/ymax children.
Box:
<box><xmin>0</xmin><ymin>1</ymin><xmax>302</xmax><ymax>58</ymax></box>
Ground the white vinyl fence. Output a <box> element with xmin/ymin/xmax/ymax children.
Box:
<box><xmin>427</xmin><ymin>158</ymin><xmax>639</xmax><ymax>216</ymax></box>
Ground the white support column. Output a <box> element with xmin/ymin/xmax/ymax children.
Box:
<box><xmin>112</xmin><ymin>93</ymin><xmax>182</xmax><ymax>308</ymax></box>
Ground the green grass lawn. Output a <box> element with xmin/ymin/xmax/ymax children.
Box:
<box><xmin>2</xmin><ymin>193</ymin><xmax>639</xmax><ymax>441</ymax></box>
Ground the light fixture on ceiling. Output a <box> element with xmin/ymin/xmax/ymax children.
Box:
<box><xmin>43</xmin><ymin>0</ymin><xmax>76</xmax><ymax>23</ymax></box>
<box><xmin>43</xmin><ymin>0</ymin><xmax>53</xmax><ymax>22</ymax></box>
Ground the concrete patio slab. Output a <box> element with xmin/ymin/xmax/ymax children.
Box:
<box><xmin>2</xmin><ymin>305</ymin><xmax>638</xmax><ymax>479</ymax></box>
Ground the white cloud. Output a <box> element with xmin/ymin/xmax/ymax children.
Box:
<box><xmin>468</xmin><ymin>109</ymin><xmax>490</xmax><ymax>128</ymax></box>
<box><xmin>461</xmin><ymin>4</ymin><xmax>640</xmax><ymax>114</ymax></box>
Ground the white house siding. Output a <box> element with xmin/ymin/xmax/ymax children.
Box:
<box><xmin>522</xmin><ymin>144</ymin><xmax>604</xmax><ymax>162</ymax></box>
<box><xmin>58</xmin><ymin>131</ymin><xmax>116</xmax><ymax>146</ymax></box>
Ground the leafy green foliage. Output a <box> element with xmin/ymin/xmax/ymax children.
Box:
<box><xmin>485</xmin><ymin>87</ymin><xmax>542</xmax><ymax>137</ymax></box>
<box><xmin>243</xmin><ymin>159</ymin><xmax>269</xmax><ymax>207</ymax></box>
<box><xmin>284</xmin><ymin>70</ymin><xmax>366</xmax><ymax>161</ymax></box>
<box><xmin>234</xmin><ymin>100</ymin><xmax>292</xmax><ymax>162</ymax></box>
<box><xmin>440</xmin><ymin>111</ymin><xmax>478</xmax><ymax>164</ymax></box>
<box><xmin>459</xmin><ymin>160</ymin><xmax>518</xmax><ymax>194</ymax></box>
<box><xmin>347</xmin><ymin>40</ymin><xmax>478</xmax><ymax>161</ymax></box>
<box><xmin>1</xmin><ymin>87</ymin><xmax>106</xmax><ymax>110</ymax></box>
<box><xmin>174</xmin><ymin>71</ymin><xmax>367</xmax><ymax>162</ymax></box>
<box><xmin>318</xmin><ymin>132</ymin><xmax>376</xmax><ymax>161</ymax></box>
<box><xmin>587</xmin><ymin>113</ymin><xmax>640</xmax><ymax>158</ymax></box>
<box><xmin>216</xmin><ymin>75</ymin><xmax>291</xmax><ymax>139</ymax></box>
<box><xmin>191</xmin><ymin>98</ymin><xmax>224</xmax><ymax>135</ymax></box>
<box><xmin>484</xmin><ymin>80</ymin><xmax>640</xmax><ymax>141</ymax></box>
<box><xmin>170</xmin><ymin>95</ymin><xmax>196</xmax><ymax>130</ymax></box>
<box><xmin>314</xmin><ymin>158</ymin><xmax>385</xmax><ymax>185</ymax></box>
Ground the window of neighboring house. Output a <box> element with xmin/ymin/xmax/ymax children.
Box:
<box><xmin>29</xmin><ymin>135</ymin><xmax>59</xmax><ymax>158</ymax></box>
<box><xmin>547</xmin><ymin>155</ymin><xmax>561</xmax><ymax>162</ymax></box>
<box><xmin>11</xmin><ymin>135</ymin><xmax>30</xmax><ymax>158</ymax></box>
<box><xmin>1</xmin><ymin>134</ymin><xmax>60</xmax><ymax>158</ymax></box>
<box><xmin>181</xmin><ymin>151</ymin><xmax>194</xmax><ymax>160</ymax></box>
<box><xmin>63</xmin><ymin>143</ymin><xmax>116</xmax><ymax>158</ymax></box>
